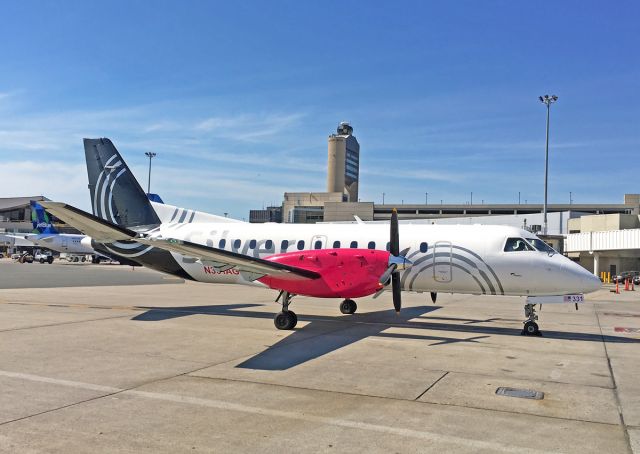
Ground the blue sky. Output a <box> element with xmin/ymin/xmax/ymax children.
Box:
<box><xmin>0</xmin><ymin>1</ymin><xmax>638</xmax><ymax>219</ymax></box>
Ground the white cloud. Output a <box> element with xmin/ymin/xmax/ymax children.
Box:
<box><xmin>0</xmin><ymin>161</ymin><xmax>90</xmax><ymax>210</ymax></box>
<box><xmin>194</xmin><ymin>112</ymin><xmax>306</xmax><ymax>142</ymax></box>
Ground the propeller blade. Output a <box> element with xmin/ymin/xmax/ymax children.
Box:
<box><xmin>430</xmin><ymin>292</ymin><xmax>437</xmax><ymax>304</ymax></box>
<box><xmin>390</xmin><ymin>208</ymin><xmax>399</xmax><ymax>257</ymax></box>
<box><xmin>379</xmin><ymin>263</ymin><xmax>396</xmax><ymax>285</ymax></box>
<box><xmin>392</xmin><ymin>272</ymin><xmax>401</xmax><ymax>313</ymax></box>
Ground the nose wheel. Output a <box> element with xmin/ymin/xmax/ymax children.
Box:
<box><xmin>274</xmin><ymin>290</ymin><xmax>297</xmax><ymax>330</ymax></box>
<box><xmin>339</xmin><ymin>299</ymin><xmax>357</xmax><ymax>314</ymax></box>
<box><xmin>522</xmin><ymin>303</ymin><xmax>542</xmax><ymax>336</ymax></box>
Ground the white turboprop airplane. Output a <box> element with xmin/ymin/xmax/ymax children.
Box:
<box><xmin>42</xmin><ymin>138</ymin><xmax>601</xmax><ymax>336</ymax></box>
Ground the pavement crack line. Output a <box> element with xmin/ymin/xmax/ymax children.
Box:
<box><xmin>414</xmin><ymin>371</ymin><xmax>449</xmax><ymax>400</ymax></box>
<box><xmin>0</xmin><ymin>314</ymin><xmax>134</xmax><ymax>334</ymax></box>
<box><xmin>595</xmin><ymin>310</ymin><xmax>633</xmax><ymax>454</ymax></box>
<box><xmin>0</xmin><ymin>369</ymin><xmax>546</xmax><ymax>454</ymax></box>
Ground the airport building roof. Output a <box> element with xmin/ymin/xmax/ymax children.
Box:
<box><xmin>0</xmin><ymin>196</ymin><xmax>48</xmax><ymax>211</ymax></box>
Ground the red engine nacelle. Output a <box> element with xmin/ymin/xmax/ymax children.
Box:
<box><xmin>258</xmin><ymin>248</ymin><xmax>390</xmax><ymax>298</ymax></box>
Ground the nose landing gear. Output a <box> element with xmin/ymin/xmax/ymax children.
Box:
<box><xmin>522</xmin><ymin>303</ymin><xmax>541</xmax><ymax>336</ymax></box>
<box><xmin>274</xmin><ymin>290</ymin><xmax>297</xmax><ymax>330</ymax></box>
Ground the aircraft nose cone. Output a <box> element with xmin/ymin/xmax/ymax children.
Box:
<box><xmin>564</xmin><ymin>261</ymin><xmax>601</xmax><ymax>294</ymax></box>
<box><xmin>582</xmin><ymin>271</ymin><xmax>602</xmax><ymax>294</ymax></box>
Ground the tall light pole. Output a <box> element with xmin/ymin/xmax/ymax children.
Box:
<box><xmin>145</xmin><ymin>152</ymin><xmax>156</xmax><ymax>195</ymax></box>
<box><xmin>425</xmin><ymin>192</ymin><xmax>428</xmax><ymax>205</ymax></box>
<box><xmin>539</xmin><ymin>94</ymin><xmax>558</xmax><ymax>235</ymax></box>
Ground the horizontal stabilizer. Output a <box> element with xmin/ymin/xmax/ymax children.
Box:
<box><xmin>138</xmin><ymin>237</ymin><xmax>321</xmax><ymax>280</ymax></box>
<box><xmin>39</xmin><ymin>202</ymin><xmax>136</xmax><ymax>243</ymax></box>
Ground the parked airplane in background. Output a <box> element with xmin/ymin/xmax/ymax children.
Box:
<box><xmin>42</xmin><ymin>138</ymin><xmax>601</xmax><ymax>336</ymax></box>
<box><xmin>10</xmin><ymin>201</ymin><xmax>98</xmax><ymax>261</ymax></box>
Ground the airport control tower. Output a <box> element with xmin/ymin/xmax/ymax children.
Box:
<box><xmin>327</xmin><ymin>122</ymin><xmax>360</xmax><ymax>202</ymax></box>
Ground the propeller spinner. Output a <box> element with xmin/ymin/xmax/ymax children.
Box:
<box><xmin>378</xmin><ymin>208</ymin><xmax>412</xmax><ymax>312</ymax></box>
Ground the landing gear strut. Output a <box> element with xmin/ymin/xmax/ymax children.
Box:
<box><xmin>339</xmin><ymin>299</ymin><xmax>357</xmax><ymax>315</ymax></box>
<box><xmin>522</xmin><ymin>303</ymin><xmax>541</xmax><ymax>336</ymax></box>
<box><xmin>274</xmin><ymin>291</ymin><xmax>297</xmax><ymax>330</ymax></box>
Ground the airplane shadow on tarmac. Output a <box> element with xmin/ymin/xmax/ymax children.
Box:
<box><xmin>132</xmin><ymin>304</ymin><xmax>640</xmax><ymax>371</ymax></box>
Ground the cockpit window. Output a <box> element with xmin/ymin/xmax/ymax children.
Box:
<box><xmin>504</xmin><ymin>237</ymin><xmax>535</xmax><ymax>252</ymax></box>
<box><xmin>527</xmin><ymin>238</ymin><xmax>557</xmax><ymax>255</ymax></box>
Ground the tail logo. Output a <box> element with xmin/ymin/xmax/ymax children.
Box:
<box><xmin>93</xmin><ymin>154</ymin><xmax>153</xmax><ymax>258</ymax></box>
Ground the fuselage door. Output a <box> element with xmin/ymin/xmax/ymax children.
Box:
<box><xmin>433</xmin><ymin>241</ymin><xmax>452</xmax><ymax>283</ymax></box>
<box><xmin>310</xmin><ymin>235</ymin><xmax>327</xmax><ymax>250</ymax></box>
<box><xmin>61</xmin><ymin>237</ymin><xmax>68</xmax><ymax>251</ymax></box>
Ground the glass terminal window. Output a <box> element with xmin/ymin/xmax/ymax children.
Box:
<box><xmin>504</xmin><ymin>238</ymin><xmax>535</xmax><ymax>252</ymax></box>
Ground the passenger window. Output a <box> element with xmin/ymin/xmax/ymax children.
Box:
<box><xmin>297</xmin><ymin>240</ymin><xmax>305</xmax><ymax>250</ymax></box>
<box><xmin>218</xmin><ymin>239</ymin><xmax>226</xmax><ymax>249</ymax></box>
<box><xmin>332</xmin><ymin>240</ymin><xmax>341</xmax><ymax>248</ymax></box>
<box><xmin>249</xmin><ymin>239</ymin><xmax>256</xmax><ymax>249</ymax></box>
<box><xmin>265</xmin><ymin>240</ymin><xmax>273</xmax><ymax>249</ymax></box>
<box><xmin>504</xmin><ymin>237</ymin><xmax>534</xmax><ymax>252</ymax></box>
<box><xmin>386</xmin><ymin>242</ymin><xmax>391</xmax><ymax>251</ymax></box>
<box><xmin>314</xmin><ymin>240</ymin><xmax>322</xmax><ymax>249</ymax></box>
<box><xmin>233</xmin><ymin>239</ymin><xmax>241</xmax><ymax>249</ymax></box>
<box><xmin>367</xmin><ymin>241</ymin><xmax>375</xmax><ymax>249</ymax></box>
<box><xmin>420</xmin><ymin>242</ymin><xmax>428</xmax><ymax>253</ymax></box>
<box><xmin>350</xmin><ymin>241</ymin><xmax>358</xmax><ymax>248</ymax></box>
<box><xmin>281</xmin><ymin>240</ymin><xmax>289</xmax><ymax>251</ymax></box>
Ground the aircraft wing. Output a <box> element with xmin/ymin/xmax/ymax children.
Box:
<box><xmin>138</xmin><ymin>237</ymin><xmax>321</xmax><ymax>280</ymax></box>
<box><xmin>39</xmin><ymin>202</ymin><xmax>137</xmax><ymax>242</ymax></box>
<box><xmin>39</xmin><ymin>202</ymin><xmax>320</xmax><ymax>281</ymax></box>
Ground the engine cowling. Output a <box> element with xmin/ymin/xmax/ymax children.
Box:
<box><xmin>258</xmin><ymin>249</ymin><xmax>390</xmax><ymax>298</ymax></box>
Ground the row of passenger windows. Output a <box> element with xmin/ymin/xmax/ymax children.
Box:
<box><xmin>217</xmin><ymin>239</ymin><xmax>429</xmax><ymax>253</ymax></box>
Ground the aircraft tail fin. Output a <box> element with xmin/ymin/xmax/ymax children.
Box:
<box><xmin>30</xmin><ymin>201</ymin><xmax>59</xmax><ymax>234</ymax></box>
<box><xmin>84</xmin><ymin>138</ymin><xmax>161</xmax><ymax>229</ymax></box>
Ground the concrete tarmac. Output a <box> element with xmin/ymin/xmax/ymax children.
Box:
<box><xmin>0</xmin><ymin>258</ymin><xmax>639</xmax><ymax>453</ymax></box>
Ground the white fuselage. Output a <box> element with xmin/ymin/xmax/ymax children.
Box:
<box><xmin>27</xmin><ymin>233</ymin><xmax>96</xmax><ymax>255</ymax></box>
<box><xmin>141</xmin><ymin>220</ymin><xmax>600</xmax><ymax>297</ymax></box>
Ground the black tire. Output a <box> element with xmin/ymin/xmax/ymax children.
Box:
<box><xmin>39</xmin><ymin>258</ymin><xmax>45</xmax><ymax>264</ymax></box>
<box><xmin>73</xmin><ymin>257</ymin><xmax>79</xmax><ymax>262</ymax></box>
<box><xmin>81</xmin><ymin>257</ymin><xmax>86</xmax><ymax>263</ymax></box>
<box><xmin>523</xmin><ymin>321</ymin><xmax>540</xmax><ymax>336</ymax></box>
<box><xmin>339</xmin><ymin>299</ymin><xmax>357</xmax><ymax>314</ymax></box>
<box><xmin>47</xmin><ymin>257</ymin><xmax>53</xmax><ymax>264</ymax></box>
<box><xmin>274</xmin><ymin>311</ymin><xmax>297</xmax><ymax>330</ymax></box>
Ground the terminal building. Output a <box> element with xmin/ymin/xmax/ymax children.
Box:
<box><xmin>0</xmin><ymin>196</ymin><xmax>80</xmax><ymax>255</ymax></box>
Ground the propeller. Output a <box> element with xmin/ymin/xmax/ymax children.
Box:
<box><xmin>378</xmin><ymin>208</ymin><xmax>412</xmax><ymax>313</ymax></box>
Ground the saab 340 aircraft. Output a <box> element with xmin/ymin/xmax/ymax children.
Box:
<box><xmin>41</xmin><ymin>139</ymin><xmax>601</xmax><ymax>336</ymax></box>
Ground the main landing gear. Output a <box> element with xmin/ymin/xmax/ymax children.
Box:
<box><xmin>274</xmin><ymin>291</ymin><xmax>297</xmax><ymax>330</ymax></box>
<box><xmin>339</xmin><ymin>299</ymin><xmax>357</xmax><ymax>315</ymax></box>
<box><xmin>522</xmin><ymin>303</ymin><xmax>541</xmax><ymax>336</ymax></box>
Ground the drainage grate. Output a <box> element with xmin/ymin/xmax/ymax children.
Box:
<box><xmin>495</xmin><ymin>387</ymin><xmax>544</xmax><ymax>400</ymax></box>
